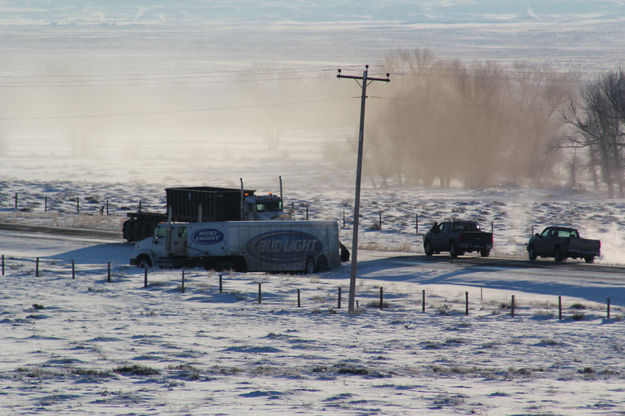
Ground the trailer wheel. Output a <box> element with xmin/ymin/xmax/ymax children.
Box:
<box><xmin>528</xmin><ymin>245</ymin><xmax>537</xmax><ymax>261</ymax></box>
<box><xmin>316</xmin><ymin>255</ymin><xmax>328</xmax><ymax>272</ymax></box>
<box><xmin>584</xmin><ymin>256</ymin><xmax>594</xmax><ymax>264</ymax></box>
<box><xmin>480</xmin><ymin>248</ymin><xmax>490</xmax><ymax>257</ymax></box>
<box><xmin>304</xmin><ymin>256</ymin><xmax>315</xmax><ymax>274</ymax></box>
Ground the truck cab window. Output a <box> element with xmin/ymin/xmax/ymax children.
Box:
<box><xmin>155</xmin><ymin>226</ymin><xmax>166</xmax><ymax>239</ymax></box>
<box><xmin>256</xmin><ymin>203</ymin><xmax>265</xmax><ymax>212</ymax></box>
<box><xmin>178</xmin><ymin>227</ymin><xmax>187</xmax><ymax>238</ymax></box>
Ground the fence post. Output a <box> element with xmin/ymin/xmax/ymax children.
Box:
<box><xmin>36</xmin><ymin>257</ymin><xmax>39</xmax><ymax>277</ymax></box>
<box><xmin>1</xmin><ymin>254</ymin><xmax>4</xmax><ymax>276</ymax></box>
<box><xmin>76</xmin><ymin>197</ymin><xmax>80</xmax><ymax>214</ymax></box>
<box><xmin>258</xmin><ymin>283</ymin><xmax>262</xmax><ymax>303</ymax></box>
<box><xmin>379</xmin><ymin>287</ymin><xmax>384</xmax><ymax>310</ymax></box>
<box><xmin>107</xmin><ymin>262</ymin><xmax>111</xmax><ymax>283</ymax></box>
<box><xmin>422</xmin><ymin>289</ymin><xmax>425</xmax><ymax>312</ymax></box>
<box><xmin>106</xmin><ymin>199</ymin><xmax>109</xmax><ymax>215</ymax></box>
<box><xmin>297</xmin><ymin>289</ymin><xmax>301</xmax><ymax>307</ymax></box>
<box><xmin>491</xmin><ymin>221</ymin><xmax>494</xmax><ymax>234</ymax></box>
<box><xmin>416</xmin><ymin>213</ymin><xmax>419</xmax><ymax>234</ymax></box>
<box><xmin>338</xmin><ymin>287</ymin><xmax>341</xmax><ymax>309</ymax></box>
<box><xmin>558</xmin><ymin>296</ymin><xmax>562</xmax><ymax>320</ymax></box>
<box><xmin>511</xmin><ymin>295</ymin><xmax>515</xmax><ymax>318</ymax></box>
<box><xmin>343</xmin><ymin>207</ymin><xmax>346</xmax><ymax>228</ymax></box>
<box><xmin>14</xmin><ymin>193</ymin><xmax>17</xmax><ymax>210</ymax></box>
<box><xmin>379</xmin><ymin>211</ymin><xmax>382</xmax><ymax>230</ymax></box>
<box><xmin>181</xmin><ymin>270</ymin><xmax>185</xmax><ymax>293</ymax></box>
<box><xmin>45</xmin><ymin>196</ymin><xmax>48</xmax><ymax>213</ymax></box>
<box><xmin>607</xmin><ymin>298</ymin><xmax>611</xmax><ymax>319</ymax></box>
<box><xmin>72</xmin><ymin>259</ymin><xmax>75</xmax><ymax>280</ymax></box>
<box><xmin>465</xmin><ymin>291</ymin><xmax>469</xmax><ymax>316</ymax></box>
<box><xmin>306</xmin><ymin>205</ymin><xmax>309</xmax><ymax>220</ymax></box>
<box><xmin>144</xmin><ymin>266</ymin><xmax>148</xmax><ymax>287</ymax></box>
<box><xmin>219</xmin><ymin>274</ymin><xmax>222</xmax><ymax>293</ymax></box>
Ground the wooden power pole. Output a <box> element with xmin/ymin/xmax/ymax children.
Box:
<box><xmin>337</xmin><ymin>65</ymin><xmax>390</xmax><ymax>314</ymax></box>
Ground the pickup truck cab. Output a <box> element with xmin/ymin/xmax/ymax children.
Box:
<box><xmin>424</xmin><ymin>220</ymin><xmax>493</xmax><ymax>258</ymax></box>
<box><xmin>527</xmin><ymin>226</ymin><xmax>601</xmax><ymax>263</ymax></box>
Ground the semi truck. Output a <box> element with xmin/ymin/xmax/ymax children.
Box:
<box><xmin>123</xmin><ymin>186</ymin><xmax>289</xmax><ymax>242</ymax></box>
<box><xmin>130</xmin><ymin>220</ymin><xmax>344</xmax><ymax>273</ymax></box>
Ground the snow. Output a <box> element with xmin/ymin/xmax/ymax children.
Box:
<box><xmin>2</xmin><ymin>169</ymin><xmax>625</xmax><ymax>414</ymax></box>
<box><xmin>2</xmin><ymin>2</ymin><xmax>625</xmax><ymax>414</ymax></box>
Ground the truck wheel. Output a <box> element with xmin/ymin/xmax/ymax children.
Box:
<box><xmin>137</xmin><ymin>255</ymin><xmax>152</xmax><ymax>268</ymax></box>
<box><xmin>554</xmin><ymin>246</ymin><xmax>564</xmax><ymax>263</ymax></box>
<box><xmin>316</xmin><ymin>255</ymin><xmax>328</xmax><ymax>272</ymax></box>
<box><xmin>339</xmin><ymin>242</ymin><xmax>350</xmax><ymax>262</ymax></box>
<box><xmin>424</xmin><ymin>241</ymin><xmax>434</xmax><ymax>256</ymax></box>
<box><xmin>449</xmin><ymin>241</ymin><xmax>458</xmax><ymax>258</ymax></box>
<box><xmin>304</xmin><ymin>256</ymin><xmax>315</xmax><ymax>274</ymax></box>
<box><xmin>480</xmin><ymin>249</ymin><xmax>490</xmax><ymax>257</ymax></box>
<box><xmin>528</xmin><ymin>245</ymin><xmax>537</xmax><ymax>261</ymax></box>
<box><xmin>585</xmin><ymin>256</ymin><xmax>594</xmax><ymax>264</ymax></box>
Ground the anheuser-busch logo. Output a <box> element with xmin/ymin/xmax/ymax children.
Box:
<box><xmin>247</xmin><ymin>231</ymin><xmax>322</xmax><ymax>262</ymax></box>
<box><xmin>192</xmin><ymin>229</ymin><xmax>224</xmax><ymax>245</ymax></box>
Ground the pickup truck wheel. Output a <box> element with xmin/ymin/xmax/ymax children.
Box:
<box><xmin>424</xmin><ymin>241</ymin><xmax>434</xmax><ymax>256</ymax></box>
<box><xmin>528</xmin><ymin>245</ymin><xmax>537</xmax><ymax>261</ymax></box>
<box><xmin>316</xmin><ymin>255</ymin><xmax>328</xmax><ymax>272</ymax></box>
<box><xmin>585</xmin><ymin>256</ymin><xmax>595</xmax><ymax>264</ymax></box>
<box><xmin>449</xmin><ymin>241</ymin><xmax>458</xmax><ymax>258</ymax></box>
<box><xmin>480</xmin><ymin>249</ymin><xmax>490</xmax><ymax>257</ymax></box>
<box><xmin>554</xmin><ymin>246</ymin><xmax>564</xmax><ymax>263</ymax></box>
<box><xmin>304</xmin><ymin>256</ymin><xmax>315</xmax><ymax>274</ymax></box>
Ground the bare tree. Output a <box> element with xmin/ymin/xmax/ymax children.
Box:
<box><xmin>564</xmin><ymin>80</ymin><xmax>622</xmax><ymax>197</ymax></box>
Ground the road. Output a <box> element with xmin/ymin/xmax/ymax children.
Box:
<box><xmin>1</xmin><ymin>227</ymin><xmax>624</xmax><ymax>305</ymax></box>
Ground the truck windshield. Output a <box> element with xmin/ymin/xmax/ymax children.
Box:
<box><xmin>155</xmin><ymin>226</ymin><xmax>166</xmax><ymax>239</ymax></box>
<box><xmin>256</xmin><ymin>201</ymin><xmax>282</xmax><ymax>212</ymax></box>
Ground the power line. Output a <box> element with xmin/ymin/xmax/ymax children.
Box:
<box><xmin>0</xmin><ymin>66</ymin><xmax>364</xmax><ymax>88</ymax></box>
<box><xmin>0</xmin><ymin>97</ymin><xmax>352</xmax><ymax>121</ymax></box>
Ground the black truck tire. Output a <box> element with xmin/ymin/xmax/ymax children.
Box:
<box><xmin>304</xmin><ymin>256</ymin><xmax>315</xmax><ymax>274</ymax></box>
<box><xmin>554</xmin><ymin>246</ymin><xmax>564</xmax><ymax>263</ymax></box>
<box><xmin>316</xmin><ymin>255</ymin><xmax>328</xmax><ymax>272</ymax></box>
<box><xmin>424</xmin><ymin>240</ymin><xmax>434</xmax><ymax>256</ymax></box>
<box><xmin>528</xmin><ymin>245</ymin><xmax>537</xmax><ymax>261</ymax></box>
<box><xmin>449</xmin><ymin>241</ymin><xmax>458</xmax><ymax>258</ymax></box>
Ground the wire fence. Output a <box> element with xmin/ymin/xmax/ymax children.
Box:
<box><xmin>1</xmin><ymin>254</ymin><xmax>619</xmax><ymax>322</ymax></box>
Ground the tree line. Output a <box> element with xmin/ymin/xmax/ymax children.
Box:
<box><xmin>361</xmin><ymin>49</ymin><xmax>624</xmax><ymax>195</ymax></box>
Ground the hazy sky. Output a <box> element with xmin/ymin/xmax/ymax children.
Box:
<box><xmin>1</xmin><ymin>1</ymin><xmax>625</xmax><ymax>25</ymax></box>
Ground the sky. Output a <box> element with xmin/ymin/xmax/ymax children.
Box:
<box><xmin>1</xmin><ymin>1</ymin><xmax>625</xmax><ymax>25</ymax></box>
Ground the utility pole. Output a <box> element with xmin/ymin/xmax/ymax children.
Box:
<box><xmin>337</xmin><ymin>65</ymin><xmax>390</xmax><ymax>314</ymax></box>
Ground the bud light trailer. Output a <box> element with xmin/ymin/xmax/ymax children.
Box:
<box><xmin>131</xmin><ymin>220</ymin><xmax>347</xmax><ymax>273</ymax></box>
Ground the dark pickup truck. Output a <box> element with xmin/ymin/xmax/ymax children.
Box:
<box><xmin>527</xmin><ymin>226</ymin><xmax>601</xmax><ymax>263</ymax></box>
<box><xmin>424</xmin><ymin>220</ymin><xmax>493</xmax><ymax>258</ymax></box>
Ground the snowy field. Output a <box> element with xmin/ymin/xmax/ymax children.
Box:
<box><xmin>3</xmin><ymin>1</ymin><xmax>625</xmax><ymax>414</ymax></box>
<box><xmin>2</xmin><ymin>148</ymin><xmax>625</xmax><ymax>415</ymax></box>
<box><xmin>1</xmin><ymin>232</ymin><xmax>625</xmax><ymax>415</ymax></box>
